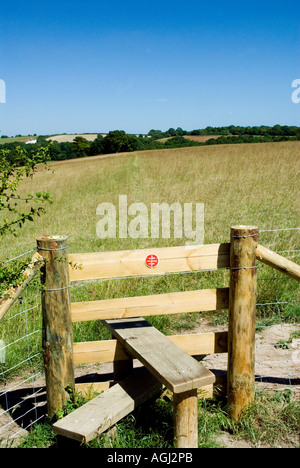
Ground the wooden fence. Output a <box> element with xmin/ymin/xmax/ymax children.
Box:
<box><xmin>1</xmin><ymin>225</ymin><xmax>299</xmax><ymax>447</ymax></box>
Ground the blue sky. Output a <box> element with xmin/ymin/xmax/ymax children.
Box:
<box><xmin>0</xmin><ymin>0</ymin><xmax>299</xmax><ymax>136</ymax></box>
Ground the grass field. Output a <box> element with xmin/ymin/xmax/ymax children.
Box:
<box><xmin>0</xmin><ymin>136</ymin><xmax>37</xmax><ymax>144</ymax></box>
<box><xmin>2</xmin><ymin>140</ymin><xmax>300</xmax><ymax>258</ymax></box>
<box><xmin>2</xmin><ymin>139</ymin><xmax>299</xmax><ymax>344</ymax></box>
<box><xmin>45</xmin><ymin>133</ymin><xmax>99</xmax><ymax>143</ymax></box>
<box><xmin>1</xmin><ymin>140</ymin><xmax>299</xmax><ymax>448</ymax></box>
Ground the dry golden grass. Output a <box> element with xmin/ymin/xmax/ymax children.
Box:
<box><xmin>1</xmin><ymin>140</ymin><xmax>299</xmax><ymax>260</ymax></box>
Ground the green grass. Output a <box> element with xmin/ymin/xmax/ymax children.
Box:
<box><xmin>1</xmin><ymin>141</ymin><xmax>299</xmax><ymax>448</ymax></box>
<box><xmin>16</xmin><ymin>390</ymin><xmax>300</xmax><ymax>448</ymax></box>
<box><xmin>0</xmin><ymin>136</ymin><xmax>36</xmax><ymax>144</ymax></box>
<box><xmin>0</xmin><ymin>141</ymin><xmax>299</xmax><ymax>375</ymax></box>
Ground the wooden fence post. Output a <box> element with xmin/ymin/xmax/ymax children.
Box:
<box><xmin>227</xmin><ymin>225</ymin><xmax>258</xmax><ymax>420</ymax></box>
<box><xmin>37</xmin><ymin>235</ymin><xmax>74</xmax><ymax>419</ymax></box>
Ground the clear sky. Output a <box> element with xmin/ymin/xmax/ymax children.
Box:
<box><xmin>0</xmin><ymin>0</ymin><xmax>299</xmax><ymax>136</ymax></box>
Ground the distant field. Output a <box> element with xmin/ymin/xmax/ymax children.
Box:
<box><xmin>157</xmin><ymin>135</ymin><xmax>222</xmax><ymax>143</ymax></box>
<box><xmin>2</xmin><ymin>139</ymin><xmax>299</xmax><ymax>362</ymax></box>
<box><xmin>0</xmin><ymin>136</ymin><xmax>36</xmax><ymax>144</ymax></box>
<box><xmin>0</xmin><ymin>133</ymin><xmax>222</xmax><ymax>145</ymax></box>
<box><xmin>184</xmin><ymin>135</ymin><xmax>222</xmax><ymax>142</ymax></box>
<box><xmin>0</xmin><ymin>134</ymin><xmax>103</xmax><ymax>144</ymax></box>
<box><xmin>46</xmin><ymin>134</ymin><xmax>101</xmax><ymax>143</ymax></box>
<box><xmin>2</xmin><ymin>140</ymin><xmax>299</xmax><ymax>259</ymax></box>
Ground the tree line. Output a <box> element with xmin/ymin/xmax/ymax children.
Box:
<box><xmin>1</xmin><ymin>125</ymin><xmax>299</xmax><ymax>164</ymax></box>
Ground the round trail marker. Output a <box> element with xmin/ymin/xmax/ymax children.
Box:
<box><xmin>145</xmin><ymin>254</ymin><xmax>159</xmax><ymax>268</ymax></box>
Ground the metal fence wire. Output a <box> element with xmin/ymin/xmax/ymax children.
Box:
<box><xmin>0</xmin><ymin>227</ymin><xmax>299</xmax><ymax>446</ymax></box>
<box><xmin>0</xmin><ymin>249</ymin><xmax>45</xmax><ymax>446</ymax></box>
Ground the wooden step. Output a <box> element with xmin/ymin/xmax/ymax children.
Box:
<box><xmin>52</xmin><ymin>367</ymin><xmax>160</xmax><ymax>443</ymax></box>
<box><xmin>103</xmin><ymin>317</ymin><xmax>215</xmax><ymax>394</ymax></box>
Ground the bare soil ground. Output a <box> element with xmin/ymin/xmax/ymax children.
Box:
<box><xmin>1</xmin><ymin>322</ymin><xmax>299</xmax><ymax>447</ymax></box>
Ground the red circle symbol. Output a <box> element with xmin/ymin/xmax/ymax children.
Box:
<box><xmin>145</xmin><ymin>254</ymin><xmax>159</xmax><ymax>268</ymax></box>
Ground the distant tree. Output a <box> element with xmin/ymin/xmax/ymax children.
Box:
<box><xmin>167</xmin><ymin>128</ymin><xmax>176</xmax><ymax>136</ymax></box>
<box><xmin>176</xmin><ymin>127</ymin><xmax>185</xmax><ymax>136</ymax></box>
<box><xmin>73</xmin><ymin>136</ymin><xmax>90</xmax><ymax>157</ymax></box>
<box><xmin>89</xmin><ymin>134</ymin><xmax>104</xmax><ymax>156</ymax></box>
<box><xmin>148</xmin><ymin>129</ymin><xmax>163</xmax><ymax>139</ymax></box>
<box><xmin>101</xmin><ymin>131</ymin><xmax>140</xmax><ymax>154</ymax></box>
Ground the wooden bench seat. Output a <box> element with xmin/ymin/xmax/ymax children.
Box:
<box><xmin>103</xmin><ymin>317</ymin><xmax>215</xmax><ymax>393</ymax></box>
<box><xmin>52</xmin><ymin>367</ymin><xmax>160</xmax><ymax>443</ymax></box>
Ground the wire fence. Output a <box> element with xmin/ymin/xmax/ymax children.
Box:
<box><xmin>0</xmin><ymin>227</ymin><xmax>299</xmax><ymax>446</ymax></box>
<box><xmin>0</xmin><ymin>249</ymin><xmax>45</xmax><ymax>446</ymax></box>
<box><xmin>254</xmin><ymin>228</ymin><xmax>300</xmax><ymax>394</ymax></box>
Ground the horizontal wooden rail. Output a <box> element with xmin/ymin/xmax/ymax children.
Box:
<box><xmin>68</xmin><ymin>243</ymin><xmax>230</xmax><ymax>282</ymax></box>
<box><xmin>71</xmin><ymin>288</ymin><xmax>229</xmax><ymax>322</ymax></box>
<box><xmin>256</xmin><ymin>244</ymin><xmax>300</xmax><ymax>282</ymax></box>
<box><xmin>73</xmin><ymin>331</ymin><xmax>228</xmax><ymax>364</ymax></box>
<box><xmin>0</xmin><ymin>252</ymin><xmax>43</xmax><ymax>321</ymax></box>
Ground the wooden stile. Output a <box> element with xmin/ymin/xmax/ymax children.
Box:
<box><xmin>37</xmin><ymin>226</ymin><xmax>300</xmax><ymax>445</ymax></box>
<box><xmin>68</xmin><ymin>243</ymin><xmax>230</xmax><ymax>282</ymax></box>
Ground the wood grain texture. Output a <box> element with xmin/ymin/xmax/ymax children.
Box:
<box><xmin>227</xmin><ymin>226</ymin><xmax>258</xmax><ymax>421</ymax></box>
<box><xmin>52</xmin><ymin>367</ymin><xmax>160</xmax><ymax>443</ymax></box>
<box><xmin>173</xmin><ymin>389</ymin><xmax>198</xmax><ymax>448</ymax></box>
<box><xmin>256</xmin><ymin>243</ymin><xmax>300</xmax><ymax>282</ymax></box>
<box><xmin>69</xmin><ymin>243</ymin><xmax>230</xmax><ymax>281</ymax></box>
<box><xmin>103</xmin><ymin>317</ymin><xmax>215</xmax><ymax>393</ymax></box>
<box><xmin>37</xmin><ymin>235</ymin><xmax>75</xmax><ymax>419</ymax></box>
<box><xmin>71</xmin><ymin>288</ymin><xmax>229</xmax><ymax>322</ymax></box>
<box><xmin>73</xmin><ymin>331</ymin><xmax>228</xmax><ymax>364</ymax></box>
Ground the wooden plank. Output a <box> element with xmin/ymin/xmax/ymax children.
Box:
<box><xmin>52</xmin><ymin>367</ymin><xmax>161</xmax><ymax>443</ymax></box>
<box><xmin>75</xmin><ymin>381</ymin><xmax>114</xmax><ymax>395</ymax></box>
<box><xmin>73</xmin><ymin>331</ymin><xmax>228</xmax><ymax>364</ymax></box>
<box><xmin>73</xmin><ymin>339</ymin><xmax>128</xmax><ymax>364</ymax></box>
<box><xmin>103</xmin><ymin>317</ymin><xmax>215</xmax><ymax>393</ymax></box>
<box><xmin>71</xmin><ymin>288</ymin><xmax>229</xmax><ymax>323</ymax></box>
<box><xmin>69</xmin><ymin>243</ymin><xmax>230</xmax><ymax>282</ymax></box>
<box><xmin>256</xmin><ymin>243</ymin><xmax>300</xmax><ymax>282</ymax></box>
<box><xmin>0</xmin><ymin>252</ymin><xmax>43</xmax><ymax>321</ymax></box>
<box><xmin>170</xmin><ymin>331</ymin><xmax>228</xmax><ymax>356</ymax></box>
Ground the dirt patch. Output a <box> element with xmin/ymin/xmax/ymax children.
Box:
<box><xmin>199</xmin><ymin>321</ymin><xmax>300</xmax><ymax>396</ymax></box>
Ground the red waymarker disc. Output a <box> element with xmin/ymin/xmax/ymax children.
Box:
<box><xmin>145</xmin><ymin>254</ymin><xmax>159</xmax><ymax>268</ymax></box>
